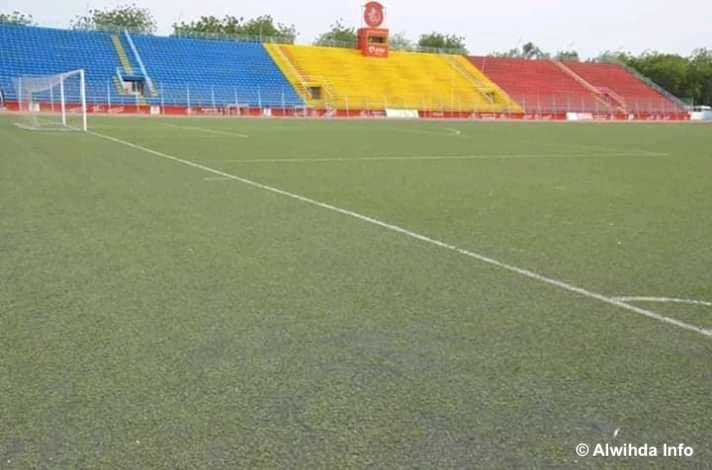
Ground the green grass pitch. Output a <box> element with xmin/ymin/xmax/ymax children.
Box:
<box><xmin>1</xmin><ymin>115</ymin><xmax>711</xmax><ymax>468</ymax></box>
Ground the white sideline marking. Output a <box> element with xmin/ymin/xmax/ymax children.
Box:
<box><xmin>390</xmin><ymin>127</ymin><xmax>458</xmax><ymax>137</ymax></box>
<box><xmin>160</xmin><ymin>121</ymin><xmax>666</xmax><ymax>157</ymax></box>
<box><xmin>612</xmin><ymin>296</ymin><xmax>712</xmax><ymax>307</ymax></box>
<box><xmin>404</xmin><ymin>129</ymin><xmax>670</xmax><ymax>157</ymax></box>
<box><xmin>163</xmin><ymin>123</ymin><xmax>249</xmax><ymax>138</ymax></box>
<box><xmin>512</xmin><ymin>138</ymin><xmax>670</xmax><ymax>157</ymax></box>
<box><xmin>204</xmin><ymin>176</ymin><xmax>231</xmax><ymax>181</ymax></box>
<box><xmin>88</xmin><ymin>130</ymin><xmax>712</xmax><ymax>339</ymax></box>
<box><xmin>206</xmin><ymin>152</ymin><xmax>660</xmax><ymax>164</ymax></box>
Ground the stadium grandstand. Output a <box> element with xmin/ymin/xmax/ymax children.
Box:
<box><xmin>0</xmin><ymin>17</ymin><xmax>689</xmax><ymax>120</ymax></box>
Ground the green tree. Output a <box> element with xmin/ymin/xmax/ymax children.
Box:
<box><xmin>417</xmin><ymin>32</ymin><xmax>467</xmax><ymax>53</ymax></box>
<box><xmin>689</xmin><ymin>48</ymin><xmax>712</xmax><ymax>105</ymax></box>
<box><xmin>0</xmin><ymin>11</ymin><xmax>34</xmax><ymax>26</ymax></box>
<box><xmin>313</xmin><ymin>19</ymin><xmax>356</xmax><ymax>47</ymax></box>
<box><xmin>490</xmin><ymin>42</ymin><xmax>548</xmax><ymax>59</ymax></box>
<box><xmin>555</xmin><ymin>50</ymin><xmax>579</xmax><ymax>61</ymax></box>
<box><xmin>489</xmin><ymin>48</ymin><xmax>523</xmax><ymax>58</ymax></box>
<box><xmin>70</xmin><ymin>4</ymin><xmax>156</xmax><ymax>33</ymax></box>
<box><xmin>172</xmin><ymin>14</ymin><xmax>296</xmax><ymax>43</ymax></box>
<box><xmin>590</xmin><ymin>50</ymin><xmax>631</xmax><ymax>63</ymax></box>
<box><xmin>240</xmin><ymin>15</ymin><xmax>296</xmax><ymax>42</ymax></box>
<box><xmin>521</xmin><ymin>42</ymin><xmax>549</xmax><ymax>59</ymax></box>
<box><xmin>389</xmin><ymin>32</ymin><xmax>413</xmax><ymax>51</ymax></box>
<box><xmin>172</xmin><ymin>15</ymin><xmax>238</xmax><ymax>37</ymax></box>
<box><xmin>620</xmin><ymin>52</ymin><xmax>692</xmax><ymax>99</ymax></box>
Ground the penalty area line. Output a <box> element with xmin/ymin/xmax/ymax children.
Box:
<box><xmin>201</xmin><ymin>151</ymin><xmax>661</xmax><ymax>164</ymax></box>
<box><xmin>162</xmin><ymin>123</ymin><xmax>249</xmax><ymax>138</ymax></box>
<box><xmin>88</xmin><ymin>130</ymin><xmax>711</xmax><ymax>339</ymax></box>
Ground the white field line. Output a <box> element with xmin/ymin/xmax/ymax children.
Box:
<box><xmin>415</xmin><ymin>128</ymin><xmax>670</xmax><ymax>157</ymax></box>
<box><xmin>203</xmin><ymin>176</ymin><xmax>231</xmax><ymax>181</ymax></box>
<box><xmin>159</xmin><ymin>121</ymin><xmax>664</xmax><ymax>160</ymax></box>
<box><xmin>388</xmin><ymin>127</ymin><xmax>462</xmax><ymax>137</ymax></box>
<box><xmin>156</xmin><ymin>120</ymin><xmax>667</xmax><ymax>157</ymax></box>
<box><xmin>450</xmin><ymin>133</ymin><xmax>670</xmax><ymax>157</ymax></box>
<box><xmin>612</xmin><ymin>296</ymin><xmax>712</xmax><ymax>307</ymax></box>
<box><xmin>162</xmin><ymin>123</ymin><xmax>249</xmax><ymax>138</ymax></box>
<box><xmin>522</xmin><ymin>140</ymin><xmax>670</xmax><ymax>157</ymax></box>
<box><xmin>88</xmin><ymin>130</ymin><xmax>712</xmax><ymax>339</ymax></box>
<box><xmin>162</xmin><ymin>123</ymin><xmax>452</xmax><ymax>138</ymax></box>
<box><xmin>202</xmin><ymin>152</ymin><xmax>661</xmax><ymax>164</ymax></box>
<box><xmin>382</xmin><ymin>126</ymin><xmax>663</xmax><ymax>157</ymax></box>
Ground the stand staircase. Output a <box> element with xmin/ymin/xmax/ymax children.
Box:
<box><xmin>554</xmin><ymin>61</ymin><xmax>625</xmax><ymax>112</ymax></box>
<box><xmin>110</xmin><ymin>34</ymin><xmax>147</xmax><ymax>105</ymax></box>
<box><xmin>265</xmin><ymin>44</ymin><xmax>338</xmax><ymax>108</ymax></box>
<box><xmin>447</xmin><ymin>55</ymin><xmax>523</xmax><ymax>111</ymax></box>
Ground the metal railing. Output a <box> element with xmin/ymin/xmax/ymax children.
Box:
<box><xmin>4</xmin><ymin>82</ymin><xmax>691</xmax><ymax>116</ymax></box>
<box><xmin>595</xmin><ymin>58</ymin><xmax>690</xmax><ymax>110</ymax></box>
<box><xmin>99</xmin><ymin>84</ymin><xmax>692</xmax><ymax>114</ymax></box>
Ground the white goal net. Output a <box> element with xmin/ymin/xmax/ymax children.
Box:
<box><xmin>12</xmin><ymin>69</ymin><xmax>87</xmax><ymax>131</ymax></box>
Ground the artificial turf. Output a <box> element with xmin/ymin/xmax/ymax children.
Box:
<box><xmin>1</xmin><ymin>115</ymin><xmax>710</xmax><ymax>468</ymax></box>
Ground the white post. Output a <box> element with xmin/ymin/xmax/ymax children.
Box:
<box><xmin>186</xmin><ymin>84</ymin><xmax>191</xmax><ymax>109</ymax></box>
<box><xmin>107</xmin><ymin>81</ymin><xmax>111</xmax><ymax>109</ymax></box>
<box><xmin>17</xmin><ymin>77</ymin><xmax>22</xmax><ymax>112</ymax></box>
<box><xmin>60</xmin><ymin>75</ymin><xmax>67</xmax><ymax>126</ymax></box>
<box><xmin>50</xmin><ymin>85</ymin><xmax>55</xmax><ymax>113</ymax></box>
<box><xmin>211</xmin><ymin>86</ymin><xmax>215</xmax><ymax>108</ymax></box>
<box><xmin>80</xmin><ymin>69</ymin><xmax>87</xmax><ymax>131</ymax></box>
<box><xmin>450</xmin><ymin>85</ymin><xmax>454</xmax><ymax>111</ymax></box>
<box><xmin>257</xmin><ymin>86</ymin><xmax>262</xmax><ymax>108</ymax></box>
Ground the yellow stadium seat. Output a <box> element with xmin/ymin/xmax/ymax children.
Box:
<box><xmin>265</xmin><ymin>44</ymin><xmax>522</xmax><ymax>113</ymax></box>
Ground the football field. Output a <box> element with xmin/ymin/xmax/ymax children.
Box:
<box><xmin>1</xmin><ymin>115</ymin><xmax>710</xmax><ymax>468</ymax></box>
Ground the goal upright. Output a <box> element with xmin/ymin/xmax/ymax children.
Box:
<box><xmin>12</xmin><ymin>68</ymin><xmax>88</xmax><ymax>132</ymax></box>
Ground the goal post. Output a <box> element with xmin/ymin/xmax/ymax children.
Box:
<box><xmin>12</xmin><ymin>69</ymin><xmax>88</xmax><ymax>131</ymax></box>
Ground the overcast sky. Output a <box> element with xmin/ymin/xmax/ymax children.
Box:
<box><xmin>2</xmin><ymin>0</ymin><xmax>709</xmax><ymax>58</ymax></box>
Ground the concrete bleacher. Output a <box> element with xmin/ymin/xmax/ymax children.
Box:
<box><xmin>469</xmin><ymin>56</ymin><xmax>612</xmax><ymax>113</ymax></box>
<box><xmin>560</xmin><ymin>61</ymin><xmax>687</xmax><ymax>113</ymax></box>
<box><xmin>0</xmin><ymin>24</ymin><xmax>686</xmax><ymax>116</ymax></box>
<box><xmin>131</xmin><ymin>34</ymin><xmax>303</xmax><ymax>108</ymax></box>
<box><xmin>0</xmin><ymin>24</ymin><xmax>137</xmax><ymax>105</ymax></box>
<box><xmin>267</xmin><ymin>44</ymin><xmax>521</xmax><ymax>112</ymax></box>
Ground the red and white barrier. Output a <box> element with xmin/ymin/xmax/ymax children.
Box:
<box><xmin>3</xmin><ymin>101</ymin><xmax>692</xmax><ymax>121</ymax></box>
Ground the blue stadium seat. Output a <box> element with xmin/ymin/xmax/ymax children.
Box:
<box><xmin>130</xmin><ymin>34</ymin><xmax>303</xmax><ymax>108</ymax></box>
<box><xmin>0</xmin><ymin>25</ymin><xmax>303</xmax><ymax>109</ymax></box>
<box><xmin>0</xmin><ymin>24</ymin><xmax>138</xmax><ymax>105</ymax></box>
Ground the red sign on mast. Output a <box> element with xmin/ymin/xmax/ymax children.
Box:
<box><xmin>358</xmin><ymin>2</ymin><xmax>389</xmax><ymax>58</ymax></box>
<box><xmin>363</xmin><ymin>1</ymin><xmax>385</xmax><ymax>28</ymax></box>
